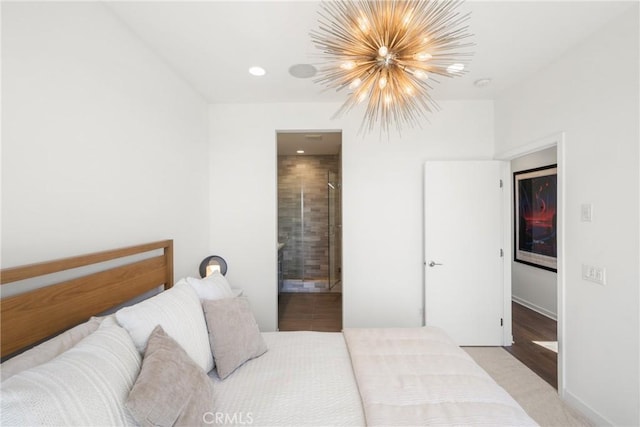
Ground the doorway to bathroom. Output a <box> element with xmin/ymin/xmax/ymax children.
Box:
<box><xmin>276</xmin><ymin>130</ymin><xmax>342</xmax><ymax>331</ymax></box>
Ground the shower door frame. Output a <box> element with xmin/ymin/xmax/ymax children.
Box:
<box><xmin>328</xmin><ymin>169</ymin><xmax>341</xmax><ymax>290</ymax></box>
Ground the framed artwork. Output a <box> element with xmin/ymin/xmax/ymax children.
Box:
<box><xmin>514</xmin><ymin>165</ymin><xmax>558</xmax><ymax>272</ymax></box>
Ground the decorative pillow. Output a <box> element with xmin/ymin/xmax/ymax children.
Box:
<box><xmin>0</xmin><ymin>318</ymin><xmax>140</xmax><ymax>426</ymax></box>
<box><xmin>202</xmin><ymin>297</ymin><xmax>268</xmax><ymax>379</ymax></box>
<box><xmin>1</xmin><ymin>315</ymin><xmax>105</xmax><ymax>382</ymax></box>
<box><xmin>115</xmin><ymin>281</ymin><xmax>214</xmax><ymax>373</ymax></box>
<box><xmin>186</xmin><ymin>272</ymin><xmax>235</xmax><ymax>300</ymax></box>
<box><xmin>126</xmin><ymin>326</ymin><xmax>215</xmax><ymax>427</ymax></box>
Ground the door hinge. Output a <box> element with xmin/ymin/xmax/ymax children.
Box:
<box><xmin>499</xmin><ymin>179</ymin><xmax>503</xmax><ymax>188</ymax></box>
<box><xmin>500</xmin><ymin>248</ymin><xmax>504</xmax><ymax>257</ymax></box>
<box><xmin>500</xmin><ymin>318</ymin><xmax>503</xmax><ymax>326</ymax></box>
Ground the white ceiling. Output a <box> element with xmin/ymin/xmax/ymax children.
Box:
<box><xmin>107</xmin><ymin>1</ymin><xmax>634</xmax><ymax>104</ymax></box>
<box><xmin>277</xmin><ymin>131</ymin><xmax>342</xmax><ymax>155</ymax></box>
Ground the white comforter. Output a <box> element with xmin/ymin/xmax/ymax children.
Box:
<box><xmin>209</xmin><ymin>331</ymin><xmax>365</xmax><ymax>426</ymax></box>
<box><xmin>343</xmin><ymin>327</ymin><xmax>538</xmax><ymax>426</ymax></box>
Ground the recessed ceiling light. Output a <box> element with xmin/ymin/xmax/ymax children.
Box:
<box><xmin>296</xmin><ymin>150</ymin><xmax>305</xmax><ymax>154</ymax></box>
<box><xmin>447</xmin><ymin>63</ymin><xmax>465</xmax><ymax>74</ymax></box>
<box><xmin>289</xmin><ymin>64</ymin><xmax>317</xmax><ymax>79</ymax></box>
<box><xmin>248</xmin><ymin>66</ymin><xmax>266</xmax><ymax>76</ymax></box>
<box><xmin>474</xmin><ymin>78</ymin><xmax>492</xmax><ymax>88</ymax></box>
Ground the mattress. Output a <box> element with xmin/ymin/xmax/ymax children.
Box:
<box><xmin>208</xmin><ymin>331</ymin><xmax>365</xmax><ymax>426</ymax></box>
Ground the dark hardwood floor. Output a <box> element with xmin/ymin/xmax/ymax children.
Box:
<box><xmin>504</xmin><ymin>301</ymin><xmax>558</xmax><ymax>389</ymax></box>
<box><xmin>278</xmin><ymin>292</ymin><xmax>342</xmax><ymax>332</ymax></box>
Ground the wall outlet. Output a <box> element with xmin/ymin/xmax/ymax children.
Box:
<box><xmin>582</xmin><ymin>264</ymin><xmax>606</xmax><ymax>285</ymax></box>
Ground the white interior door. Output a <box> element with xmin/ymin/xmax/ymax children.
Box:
<box><xmin>424</xmin><ymin>161</ymin><xmax>505</xmax><ymax>345</ymax></box>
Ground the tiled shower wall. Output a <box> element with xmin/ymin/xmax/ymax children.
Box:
<box><xmin>278</xmin><ymin>154</ymin><xmax>341</xmax><ymax>282</ymax></box>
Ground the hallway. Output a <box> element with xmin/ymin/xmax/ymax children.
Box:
<box><xmin>505</xmin><ymin>301</ymin><xmax>558</xmax><ymax>389</ymax></box>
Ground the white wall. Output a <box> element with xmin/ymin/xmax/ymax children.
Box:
<box><xmin>495</xmin><ymin>7</ymin><xmax>639</xmax><ymax>426</ymax></box>
<box><xmin>511</xmin><ymin>147</ymin><xmax>558</xmax><ymax>319</ymax></box>
<box><xmin>209</xmin><ymin>101</ymin><xmax>494</xmax><ymax>332</ymax></box>
<box><xmin>1</xmin><ymin>2</ymin><xmax>210</xmax><ymax>281</ymax></box>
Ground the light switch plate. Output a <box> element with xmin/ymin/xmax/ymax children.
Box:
<box><xmin>582</xmin><ymin>264</ymin><xmax>606</xmax><ymax>285</ymax></box>
<box><xmin>581</xmin><ymin>203</ymin><xmax>593</xmax><ymax>222</ymax></box>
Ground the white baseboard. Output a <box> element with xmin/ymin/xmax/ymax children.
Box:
<box><xmin>563</xmin><ymin>389</ymin><xmax>613</xmax><ymax>426</ymax></box>
<box><xmin>512</xmin><ymin>296</ymin><xmax>557</xmax><ymax>320</ymax></box>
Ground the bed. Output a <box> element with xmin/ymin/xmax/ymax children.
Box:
<box><xmin>0</xmin><ymin>240</ymin><xmax>537</xmax><ymax>426</ymax></box>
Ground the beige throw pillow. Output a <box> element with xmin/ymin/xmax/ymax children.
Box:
<box><xmin>202</xmin><ymin>297</ymin><xmax>268</xmax><ymax>379</ymax></box>
<box><xmin>126</xmin><ymin>325</ymin><xmax>215</xmax><ymax>427</ymax></box>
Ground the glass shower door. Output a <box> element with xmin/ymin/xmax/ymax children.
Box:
<box><xmin>291</xmin><ymin>173</ymin><xmax>305</xmax><ymax>285</ymax></box>
<box><xmin>278</xmin><ymin>158</ymin><xmax>305</xmax><ymax>290</ymax></box>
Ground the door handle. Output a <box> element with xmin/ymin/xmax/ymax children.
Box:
<box><xmin>428</xmin><ymin>261</ymin><xmax>443</xmax><ymax>267</ymax></box>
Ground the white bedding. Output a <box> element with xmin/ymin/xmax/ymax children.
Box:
<box><xmin>209</xmin><ymin>328</ymin><xmax>537</xmax><ymax>427</ymax></box>
<box><xmin>343</xmin><ymin>327</ymin><xmax>538</xmax><ymax>426</ymax></box>
<box><xmin>209</xmin><ymin>331</ymin><xmax>365</xmax><ymax>426</ymax></box>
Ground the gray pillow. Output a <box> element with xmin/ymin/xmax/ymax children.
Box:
<box><xmin>202</xmin><ymin>297</ymin><xmax>268</xmax><ymax>379</ymax></box>
<box><xmin>126</xmin><ymin>325</ymin><xmax>215</xmax><ymax>427</ymax></box>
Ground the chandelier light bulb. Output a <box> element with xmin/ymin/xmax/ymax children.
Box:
<box><xmin>358</xmin><ymin>16</ymin><xmax>370</xmax><ymax>33</ymax></box>
<box><xmin>414</xmin><ymin>52</ymin><xmax>432</xmax><ymax>62</ymax></box>
<box><xmin>378</xmin><ymin>46</ymin><xmax>389</xmax><ymax>57</ymax></box>
<box><xmin>378</xmin><ymin>75</ymin><xmax>388</xmax><ymax>90</ymax></box>
<box><xmin>447</xmin><ymin>63</ymin><xmax>465</xmax><ymax>74</ymax></box>
<box><xmin>349</xmin><ymin>78</ymin><xmax>362</xmax><ymax>90</ymax></box>
<box><xmin>414</xmin><ymin>70</ymin><xmax>429</xmax><ymax>80</ymax></box>
<box><xmin>384</xmin><ymin>94</ymin><xmax>392</xmax><ymax>104</ymax></box>
<box><xmin>341</xmin><ymin>61</ymin><xmax>356</xmax><ymax>70</ymax></box>
<box><xmin>358</xmin><ymin>92</ymin><xmax>368</xmax><ymax>103</ymax></box>
<box><xmin>403</xmin><ymin>9</ymin><xmax>414</xmax><ymax>27</ymax></box>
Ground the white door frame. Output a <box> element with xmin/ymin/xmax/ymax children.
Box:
<box><xmin>496</xmin><ymin>131</ymin><xmax>566</xmax><ymax>396</ymax></box>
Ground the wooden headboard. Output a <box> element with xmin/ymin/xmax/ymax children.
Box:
<box><xmin>0</xmin><ymin>240</ymin><xmax>173</xmax><ymax>358</ymax></box>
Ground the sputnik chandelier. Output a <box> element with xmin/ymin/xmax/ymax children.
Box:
<box><xmin>311</xmin><ymin>0</ymin><xmax>473</xmax><ymax>133</ymax></box>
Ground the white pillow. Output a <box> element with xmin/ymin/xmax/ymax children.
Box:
<box><xmin>115</xmin><ymin>281</ymin><xmax>214</xmax><ymax>372</ymax></box>
<box><xmin>0</xmin><ymin>318</ymin><xmax>140</xmax><ymax>426</ymax></box>
<box><xmin>1</xmin><ymin>315</ymin><xmax>106</xmax><ymax>382</ymax></box>
<box><xmin>186</xmin><ymin>272</ymin><xmax>235</xmax><ymax>300</ymax></box>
